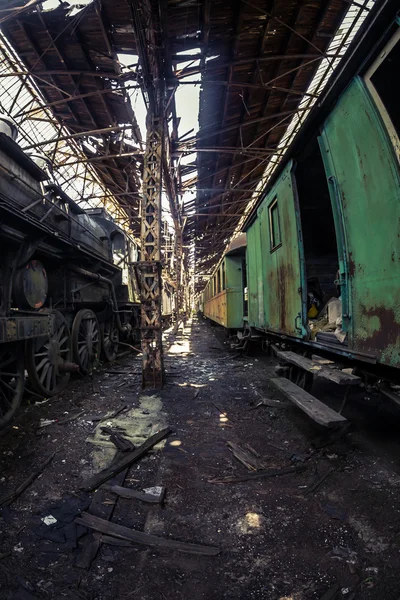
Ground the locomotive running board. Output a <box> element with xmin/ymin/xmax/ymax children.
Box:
<box><xmin>271</xmin><ymin>378</ymin><xmax>348</xmax><ymax>428</ymax></box>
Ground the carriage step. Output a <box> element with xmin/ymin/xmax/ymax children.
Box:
<box><xmin>271</xmin><ymin>377</ymin><xmax>348</xmax><ymax>428</ymax></box>
<box><xmin>273</xmin><ymin>349</ymin><xmax>361</xmax><ymax>386</ymax></box>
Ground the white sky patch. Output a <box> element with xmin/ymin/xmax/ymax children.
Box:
<box><xmin>117</xmin><ymin>52</ymin><xmax>201</xmax><ymax>226</ymax></box>
<box><xmin>42</xmin><ymin>0</ymin><xmax>93</xmax><ymax>16</ymax></box>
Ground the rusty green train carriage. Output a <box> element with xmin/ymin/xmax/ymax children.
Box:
<box><xmin>243</xmin><ymin>0</ymin><xmax>400</xmax><ymax>385</ymax></box>
<box><xmin>202</xmin><ymin>0</ymin><xmax>400</xmax><ymax>397</ymax></box>
<box><xmin>200</xmin><ymin>234</ymin><xmax>246</xmax><ymax>332</ymax></box>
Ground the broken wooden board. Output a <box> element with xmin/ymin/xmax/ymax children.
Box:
<box><xmin>0</xmin><ymin>452</ymin><xmax>55</xmax><ymax>507</ymax></box>
<box><xmin>209</xmin><ymin>464</ymin><xmax>307</xmax><ymax>484</ymax></box>
<box><xmin>75</xmin><ymin>452</ymin><xmax>128</xmax><ymax>569</ymax></box>
<box><xmin>274</xmin><ymin>349</ymin><xmax>360</xmax><ymax>386</ymax></box>
<box><xmin>102</xmin><ymin>484</ymin><xmax>165</xmax><ymax>504</ymax></box>
<box><xmin>75</xmin><ymin>512</ymin><xmax>220</xmax><ymax>556</ymax></box>
<box><xmin>101</xmin><ymin>427</ymin><xmax>135</xmax><ymax>452</ymax></box>
<box><xmin>271</xmin><ymin>378</ymin><xmax>347</xmax><ymax>428</ymax></box>
<box><xmin>226</xmin><ymin>442</ymin><xmax>268</xmax><ymax>471</ymax></box>
<box><xmin>80</xmin><ymin>427</ymin><xmax>171</xmax><ymax>492</ymax></box>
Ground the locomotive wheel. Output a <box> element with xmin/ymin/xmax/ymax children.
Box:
<box><xmin>0</xmin><ymin>343</ymin><xmax>24</xmax><ymax>429</ymax></box>
<box><xmin>287</xmin><ymin>365</ymin><xmax>313</xmax><ymax>393</ymax></box>
<box><xmin>72</xmin><ymin>309</ymin><xmax>101</xmax><ymax>375</ymax></box>
<box><xmin>100</xmin><ymin>317</ymin><xmax>119</xmax><ymax>362</ymax></box>
<box><xmin>26</xmin><ymin>310</ymin><xmax>72</xmax><ymax>397</ymax></box>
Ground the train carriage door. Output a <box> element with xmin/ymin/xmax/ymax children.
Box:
<box><xmin>319</xmin><ymin>69</ymin><xmax>400</xmax><ymax>366</ymax></box>
<box><xmin>261</xmin><ymin>161</ymin><xmax>307</xmax><ymax>338</ymax></box>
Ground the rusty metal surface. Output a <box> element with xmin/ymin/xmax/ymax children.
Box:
<box><xmin>321</xmin><ymin>77</ymin><xmax>400</xmax><ymax>368</ymax></box>
<box><xmin>140</xmin><ymin>117</ymin><xmax>164</xmax><ymax>389</ymax></box>
<box><xmin>248</xmin><ymin>162</ymin><xmax>306</xmax><ymax>338</ymax></box>
<box><xmin>0</xmin><ymin>313</ymin><xmax>53</xmax><ymax>343</ymax></box>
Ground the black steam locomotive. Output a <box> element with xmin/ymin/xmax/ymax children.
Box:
<box><xmin>0</xmin><ymin>116</ymin><xmax>147</xmax><ymax>427</ymax></box>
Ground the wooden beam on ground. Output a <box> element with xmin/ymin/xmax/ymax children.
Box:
<box><xmin>79</xmin><ymin>427</ymin><xmax>171</xmax><ymax>491</ymax></box>
<box><xmin>271</xmin><ymin>378</ymin><xmax>348</xmax><ymax>428</ymax></box>
<box><xmin>209</xmin><ymin>464</ymin><xmax>307</xmax><ymax>484</ymax></box>
<box><xmin>75</xmin><ymin>512</ymin><xmax>220</xmax><ymax>555</ymax></box>
<box><xmin>103</xmin><ymin>484</ymin><xmax>166</xmax><ymax>503</ymax></box>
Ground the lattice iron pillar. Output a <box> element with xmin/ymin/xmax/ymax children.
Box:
<box><xmin>139</xmin><ymin>115</ymin><xmax>164</xmax><ymax>388</ymax></box>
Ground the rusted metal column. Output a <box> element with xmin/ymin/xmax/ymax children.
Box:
<box><xmin>139</xmin><ymin>115</ymin><xmax>164</xmax><ymax>388</ymax></box>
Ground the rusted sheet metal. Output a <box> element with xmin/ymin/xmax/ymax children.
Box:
<box><xmin>248</xmin><ymin>162</ymin><xmax>306</xmax><ymax>338</ymax></box>
<box><xmin>0</xmin><ymin>314</ymin><xmax>54</xmax><ymax>343</ymax></box>
<box><xmin>321</xmin><ymin>78</ymin><xmax>400</xmax><ymax>367</ymax></box>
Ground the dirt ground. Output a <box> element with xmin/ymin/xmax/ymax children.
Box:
<box><xmin>1</xmin><ymin>316</ymin><xmax>400</xmax><ymax>600</ymax></box>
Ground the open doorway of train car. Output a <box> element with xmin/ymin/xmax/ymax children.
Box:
<box><xmin>294</xmin><ymin>138</ymin><xmax>342</xmax><ymax>339</ymax></box>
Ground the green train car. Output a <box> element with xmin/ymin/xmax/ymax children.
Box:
<box><xmin>201</xmin><ymin>0</ymin><xmax>400</xmax><ymax>411</ymax></box>
<box><xmin>241</xmin><ymin>0</ymin><xmax>400</xmax><ymax>390</ymax></box>
<box><xmin>200</xmin><ymin>234</ymin><xmax>246</xmax><ymax>332</ymax></box>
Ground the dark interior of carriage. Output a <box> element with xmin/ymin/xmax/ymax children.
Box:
<box><xmin>295</xmin><ymin>138</ymin><xmax>340</xmax><ymax>311</ymax></box>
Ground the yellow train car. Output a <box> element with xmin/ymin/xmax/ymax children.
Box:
<box><xmin>201</xmin><ymin>234</ymin><xmax>246</xmax><ymax>330</ymax></box>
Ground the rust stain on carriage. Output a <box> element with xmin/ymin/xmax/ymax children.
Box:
<box><xmin>355</xmin><ymin>304</ymin><xmax>400</xmax><ymax>366</ymax></box>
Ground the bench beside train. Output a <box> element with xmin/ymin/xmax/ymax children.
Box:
<box><xmin>0</xmin><ymin>117</ymin><xmax>172</xmax><ymax>427</ymax></box>
<box><xmin>201</xmin><ymin>3</ymin><xmax>400</xmax><ymax>405</ymax></box>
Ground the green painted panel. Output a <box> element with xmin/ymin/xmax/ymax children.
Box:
<box><xmin>225</xmin><ymin>256</ymin><xmax>244</xmax><ymax>328</ymax></box>
<box><xmin>259</xmin><ymin>162</ymin><xmax>305</xmax><ymax>337</ymax></box>
<box><xmin>321</xmin><ymin>78</ymin><xmax>400</xmax><ymax>367</ymax></box>
<box><xmin>246</xmin><ymin>218</ymin><xmax>264</xmax><ymax>327</ymax></box>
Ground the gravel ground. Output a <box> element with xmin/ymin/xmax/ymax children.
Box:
<box><xmin>0</xmin><ymin>316</ymin><xmax>400</xmax><ymax>600</ymax></box>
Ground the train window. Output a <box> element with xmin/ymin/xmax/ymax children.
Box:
<box><xmin>217</xmin><ymin>268</ymin><xmax>221</xmax><ymax>293</ymax></box>
<box><xmin>222</xmin><ymin>262</ymin><xmax>226</xmax><ymax>290</ymax></box>
<box><xmin>268</xmin><ymin>197</ymin><xmax>281</xmax><ymax>251</ymax></box>
<box><xmin>365</xmin><ymin>28</ymin><xmax>400</xmax><ymax>155</ymax></box>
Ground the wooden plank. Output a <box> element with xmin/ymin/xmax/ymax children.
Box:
<box><xmin>75</xmin><ymin>512</ymin><xmax>220</xmax><ymax>556</ymax></box>
<box><xmin>79</xmin><ymin>427</ymin><xmax>171</xmax><ymax>492</ymax></box>
<box><xmin>208</xmin><ymin>464</ymin><xmax>307</xmax><ymax>484</ymax></box>
<box><xmin>0</xmin><ymin>452</ymin><xmax>55</xmax><ymax>507</ymax></box>
<box><xmin>226</xmin><ymin>442</ymin><xmax>268</xmax><ymax>471</ymax></box>
<box><xmin>274</xmin><ymin>350</ymin><xmax>360</xmax><ymax>386</ymax></box>
<box><xmin>271</xmin><ymin>378</ymin><xmax>347</xmax><ymax>428</ymax></box>
<box><xmin>75</xmin><ymin>452</ymin><xmax>128</xmax><ymax>569</ymax></box>
<box><xmin>102</xmin><ymin>484</ymin><xmax>165</xmax><ymax>503</ymax></box>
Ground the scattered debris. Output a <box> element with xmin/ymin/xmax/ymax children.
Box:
<box><xmin>227</xmin><ymin>441</ymin><xmax>268</xmax><ymax>471</ymax></box>
<box><xmin>80</xmin><ymin>428</ymin><xmax>172</xmax><ymax>491</ymax></box>
<box><xmin>209</xmin><ymin>464</ymin><xmax>307</xmax><ymax>484</ymax></box>
<box><xmin>320</xmin><ymin>583</ymin><xmax>341</xmax><ymax>600</ymax></box>
<box><xmin>76</xmin><ymin>452</ymin><xmax>129</xmax><ymax>569</ymax></box>
<box><xmin>103</xmin><ymin>484</ymin><xmax>166</xmax><ymax>503</ymax></box>
<box><xmin>76</xmin><ymin>512</ymin><xmax>220</xmax><ymax>556</ymax></box>
<box><xmin>91</xmin><ymin>376</ymin><xmax>100</xmax><ymax>393</ymax></box>
<box><xmin>323</xmin><ymin>504</ymin><xmax>348</xmax><ymax>522</ymax></box>
<box><xmin>57</xmin><ymin>410</ymin><xmax>86</xmax><ymax>425</ymax></box>
<box><xmin>83</xmin><ymin>404</ymin><xmax>128</xmax><ymax>423</ymax></box>
<box><xmin>305</xmin><ymin>468</ymin><xmax>336</xmax><ymax>495</ymax></box>
<box><xmin>101</xmin><ymin>427</ymin><xmax>135</xmax><ymax>452</ymax></box>
<box><xmin>0</xmin><ymin>452</ymin><xmax>55</xmax><ymax>507</ymax></box>
<box><xmin>38</xmin><ymin>419</ymin><xmax>56</xmax><ymax>428</ymax></box>
<box><xmin>41</xmin><ymin>515</ymin><xmax>57</xmax><ymax>526</ymax></box>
